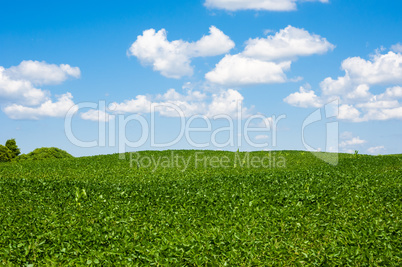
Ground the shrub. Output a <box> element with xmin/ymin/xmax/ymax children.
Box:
<box><xmin>0</xmin><ymin>145</ymin><xmax>12</xmax><ymax>162</ymax></box>
<box><xmin>5</xmin><ymin>139</ymin><xmax>21</xmax><ymax>158</ymax></box>
<box><xmin>17</xmin><ymin>147</ymin><xmax>73</xmax><ymax>161</ymax></box>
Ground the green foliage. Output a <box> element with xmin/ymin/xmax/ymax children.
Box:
<box><xmin>0</xmin><ymin>150</ymin><xmax>401</xmax><ymax>265</ymax></box>
<box><xmin>5</xmin><ymin>139</ymin><xmax>21</xmax><ymax>158</ymax></box>
<box><xmin>354</xmin><ymin>150</ymin><xmax>359</xmax><ymax>158</ymax></box>
<box><xmin>0</xmin><ymin>145</ymin><xmax>12</xmax><ymax>162</ymax></box>
<box><xmin>0</xmin><ymin>139</ymin><xmax>21</xmax><ymax>162</ymax></box>
<box><xmin>17</xmin><ymin>147</ymin><xmax>73</xmax><ymax>161</ymax></box>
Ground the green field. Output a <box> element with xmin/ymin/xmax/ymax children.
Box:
<box><xmin>0</xmin><ymin>150</ymin><xmax>401</xmax><ymax>265</ymax></box>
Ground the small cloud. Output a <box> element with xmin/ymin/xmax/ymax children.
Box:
<box><xmin>255</xmin><ymin>134</ymin><xmax>269</xmax><ymax>140</ymax></box>
<box><xmin>206</xmin><ymin>54</ymin><xmax>290</xmax><ymax>86</ymax></box>
<box><xmin>81</xmin><ymin>88</ymin><xmax>252</xmax><ymax>121</ymax></box>
<box><xmin>367</xmin><ymin>146</ymin><xmax>386</xmax><ymax>155</ymax></box>
<box><xmin>340</xmin><ymin>131</ymin><xmax>353</xmax><ymax>140</ymax></box>
<box><xmin>339</xmin><ymin>136</ymin><xmax>366</xmax><ymax>148</ymax></box>
<box><xmin>284</xmin><ymin>85</ymin><xmax>322</xmax><ymax>108</ymax></box>
<box><xmin>80</xmin><ymin>109</ymin><xmax>112</xmax><ymax>122</ymax></box>
<box><xmin>263</xmin><ymin>29</ymin><xmax>274</xmax><ymax>35</ymax></box>
<box><xmin>204</xmin><ymin>0</ymin><xmax>328</xmax><ymax>12</ymax></box>
<box><xmin>391</xmin><ymin>43</ymin><xmax>402</xmax><ymax>53</ymax></box>
<box><xmin>3</xmin><ymin>93</ymin><xmax>77</xmax><ymax>120</ymax></box>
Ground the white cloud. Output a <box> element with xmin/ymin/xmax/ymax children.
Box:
<box><xmin>3</xmin><ymin>93</ymin><xmax>77</xmax><ymax>120</ymax></box>
<box><xmin>206</xmin><ymin>26</ymin><xmax>333</xmax><ymax>86</ymax></box>
<box><xmin>206</xmin><ymin>89</ymin><xmax>250</xmax><ymax>118</ymax></box>
<box><xmin>80</xmin><ymin>109</ymin><xmax>111</xmax><ymax>122</ymax></box>
<box><xmin>110</xmin><ymin>95</ymin><xmax>152</xmax><ymax>114</ymax></box>
<box><xmin>320</xmin><ymin>74</ymin><xmax>352</xmax><ymax>96</ymax></box>
<box><xmin>4</xmin><ymin>60</ymin><xmax>80</xmax><ymax>85</ymax></box>
<box><xmin>345</xmin><ymin>84</ymin><xmax>371</xmax><ymax>100</ymax></box>
<box><xmin>391</xmin><ymin>43</ymin><xmax>402</xmax><ymax>53</ymax></box>
<box><xmin>284</xmin><ymin>50</ymin><xmax>402</xmax><ymax>122</ymax></box>
<box><xmin>341</xmin><ymin>52</ymin><xmax>402</xmax><ymax>85</ymax></box>
<box><xmin>188</xmin><ymin>26</ymin><xmax>236</xmax><ymax>57</ymax></box>
<box><xmin>81</xmin><ymin>88</ymin><xmax>252</xmax><ymax>121</ymax></box>
<box><xmin>320</xmin><ymin>52</ymin><xmax>402</xmax><ymax>98</ymax></box>
<box><xmin>378</xmin><ymin>86</ymin><xmax>402</xmax><ymax>99</ymax></box>
<box><xmin>367</xmin><ymin>146</ymin><xmax>386</xmax><ymax>154</ymax></box>
<box><xmin>362</xmin><ymin>106</ymin><xmax>402</xmax><ymax>121</ymax></box>
<box><xmin>255</xmin><ymin>134</ymin><xmax>269</xmax><ymax>140</ymax></box>
<box><xmin>357</xmin><ymin>99</ymin><xmax>399</xmax><ymax>109</ymax></box>
<box><xmin>205</xmin><ymin>55</ymin><xmax>290</xmax><ymax>85</ymax></box>
<box><xmin>243</xmin><ymin>26</ymin><xmax>334</xmax><ymax>61</ymax></box>
<box><xmin>204</xmin><ymin>0</ymin><xmax>328</xmax><ymax>12</ymax></box>
<box><xmin>338</xmin><ymin>104</ymin><xmax>362</xmax><ymax>122</ymax></box>
<box><xmin>339</xmin><ymin>136</ymin><xmax>366</xmax><ymax>148</ymax></box>
<box><xmin>109</xmin><ymin>91</ymin><xmax>207</xmax><ymax>118</ymax></box>
<box><xmin>0</xmin><ymin>61</ymin><xmax>80</xmax><ymax>120</ymax></box>
<box><xmin>0</xmin><ymin>67</ymin><xmax>48</xmax><ymax>105</ymax></box>
<box><xmin>156</xmin><ymin>88</ymin><xmax>207</xmax><ymax>102</ymax></box>
<box><xmin>284</xmin><ymin>85</ymin><xmax>322</xmax><ymax>108</ymax></box>
<box><xmin>128</xmin><ymin>26</ymin><xmax>234</xmax><ymax>78</ymax></box>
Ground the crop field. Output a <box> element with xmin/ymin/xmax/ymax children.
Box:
<box><xmin>0</xmin><ymin>150</ymin><xmax>401</xmax><ymax>265</ymax></box>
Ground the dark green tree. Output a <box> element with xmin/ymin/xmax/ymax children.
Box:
<box><xmin>0</xmin><ymin>145</ymin><xmax>12</xmax><ymax>162</ymax></box>
<box><xmin>5</xmin><ymin>139</ymin><xmax>21</xmax><ymax>158</ymax></box>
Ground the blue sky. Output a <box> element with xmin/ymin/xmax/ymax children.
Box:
<box><xmin>1</xmin><ymin>0</ymin><xmax>401</xmax><ymax>156</ymax></box>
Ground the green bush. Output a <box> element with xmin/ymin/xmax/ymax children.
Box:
<box><xmin>17</xmin><ymin>147</ymin><xmax>73</xmax><ymax>161</ymax></box>
<box><xmin>5</xmin><ymin>139</ymin><xmax>21</xmax><ymax>158</ymax></box>
<box><xmin>0</xmin><ymin>139</ymin><xmax>21</xmax><ymax>162</ymax></box>
<box><xmin>0</xmin><ymin>145</ymin><xmax>12</xmax><ymax>162</ymax></box>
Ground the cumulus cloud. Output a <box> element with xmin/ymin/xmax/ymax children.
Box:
<box><xmin>204</xmin><ymin>0</ymin><xmax>328</xmax><ymax>12</ymax></box>
<box><xmin>243</xmin><ymin>26</ymin><xmax>334</xmax><ymax>61</ymax></box>
<box><xmin>0</xmin><ymin>61</ymin><xmax>80</xmax><ymax>120</ymax></box>
<box><xmin>4</xmin><ymin>60</ymin><xmax>80</xmax><ymax>85</ymax></box>
<box><xmin>110</xmin><ymin>95</ymin><xmax>153</xmax><ymax>114</ymax></box>
<box><xmin>3</xmin><ymin>93</ymin><xmax>77</xmax><ymax>120</ymax></box>
<box><xmin>341</xmin><ymin>52</ymin><xmax>402</xmax><ymax>85</ymax></box>
<box><xmin>284</xmin><ymin>49</ymin><xmax>402</xmax><ymax>122</ymax></box>
<box><xmin>367</xmin><ymin>146</ymin><xmax>386</xmax><ymax>155</ymax></box>
<box><xmin>206</xmin><ymin>89</ymin><xmax>249</xmax><ymax>118</ymax></box>
<box><xmin>284</xmin><ymin>85</ymin><xmax>322</xmax><ymax>108</ymax></box>
<box><xmin>319</xmin><ymin>51</ymin><xmax>402</xmax><ymax>99</ymax></box>
<box><xmin>391</xmin><ymin>43</ymin><xmax>402</xmax><ymax>53</ymax></box>
<box><xmin>0</xmin><ymin>67</ymin><xmax>48</xmax><ymax>106</ymax></box>
<box><xmin>80</xmin><ymin>109</ymin><xmax>111</xmax><ymax>122</ymax></box>
<box><xmin>205</xmin><ymin>55</ymin><xmax>291</xmax><ymax>85</ymax></box>
<box><xmin>377</xmin><ymin>86</ymin><xmax>402</xmax><ymax>100</ymax></box>
<box><xmin>128</xmin><ymin>26</ymin><xmax>234</xmax><ymax>78</ymax></box>
<box><xmin>337</xmin><ymin>104</ymin><xmax>361</xmax><ymax>121</ymax></box>
<box><xmin>206</xmin><ymin>26</ymin><xmax>333</xmax><ymax>86</ymax></box>
<box><xmin>339</xmin><ymin>136</ymin><xmax>366</xmax><ymax>148</ymax></box>
<box><xmin>362</xmin><ymin>106</ymin><xmax>402</xmax><ymax>121</ymax></box>
<box><xmin>81</xmin><ymin>88</ymin><xmax>252</xmax><ymax>121</ymax></box>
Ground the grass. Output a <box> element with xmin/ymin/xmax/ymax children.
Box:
<box><xmin>0</xmin><ymin>150</ymin><xmax>401</xmax><ymax>265</ymax></box>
